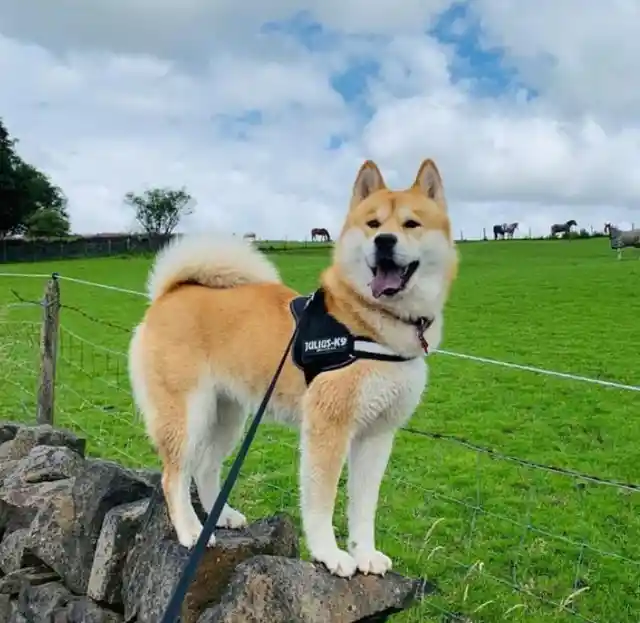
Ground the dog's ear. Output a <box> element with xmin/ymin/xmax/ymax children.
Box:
<box><xmin>412</xmin><ymin>159</ymin><xmax>446</xmax><ymax>209</ymax></box>
<box><xmin>350</xmin><ymin>160</ymin><xmax>386</xmax><ymax>208</ymax></box>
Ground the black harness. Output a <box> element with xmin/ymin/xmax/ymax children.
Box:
<box><xmin>290</xmin><ymin>288</ymin><xmax>427</xmax><ymax>385</ymax></box>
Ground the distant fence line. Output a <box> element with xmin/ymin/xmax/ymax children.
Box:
<box><xmin>1</xmin><ymin>234</ymin><xmax>172</xmax><ymax>264</ymax></box>
<box><xmin>0</xmin><ymin>224</ymin><xmax>621</xmax><ymax>264</ymax></box>
<box><xmin>0</xmin><ymin>234</ymin><xmax>334</xmax><ymax>264</ymax></box>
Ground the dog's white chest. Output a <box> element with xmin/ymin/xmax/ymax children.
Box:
<box><xmin>355</xmin><ymin>357</ymin><xmax>427</xmax><ymax>431</ymax></box>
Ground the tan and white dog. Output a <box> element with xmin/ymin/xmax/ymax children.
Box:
<box><xmin>128</xmin><ymin>159</ymin><xmax>458</xmax><ymax>578</ymax></box>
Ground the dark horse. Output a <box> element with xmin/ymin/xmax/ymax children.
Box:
<box><xmin>493</xmin><ymin>222</ymin><xmax>518</xmax><ymax>240</ymax></box>
<box><xmin>550</xmin><ymin>219</ymin><xmax>577</xmax><ymax>236</ymax></box>
<box><xmin>311</xmin><ymin>227</ymin><xmax>331</xmax><ymax>242</ymax></box>
<box><xmin>493</xmin><ymin>223</ymin><xmax>507</xmax><ymax>240</ymax></box>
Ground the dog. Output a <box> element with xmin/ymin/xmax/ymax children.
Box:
<box><xmin>128</xmin><ymin>158</ymin><xmax>458</xmax><ymax>578</ymax></box>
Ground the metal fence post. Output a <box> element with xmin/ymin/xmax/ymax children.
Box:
<box><xmin>36</xmin><ymin>273</ymin><xmax>60</xmax><ymax>425</ymax></box>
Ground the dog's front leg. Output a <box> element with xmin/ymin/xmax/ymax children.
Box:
<box><xmin>299</xmin><ymin>387</ymin><xmax>356</xmax><ymax>578</ymax></box>
<box><xmin>347</xmin><ymin>428</ymin><xmax>395</xmax><ymax>575</ymax></box>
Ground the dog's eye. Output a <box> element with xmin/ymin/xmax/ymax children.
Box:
<box><xmin>366</xmin><ymin>219</ymin><xmax>381</xmax><ymax>229</ymax></box>
<box><xmin>404</xmin><ymin>220</ymin><xmax>421</xmax><ymax>229</ymax></box>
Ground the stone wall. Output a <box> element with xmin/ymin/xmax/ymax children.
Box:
<box><xmin>0</xmin><ymin>422</ymin><xmax>425</xmax><ymax>622</ymax></box>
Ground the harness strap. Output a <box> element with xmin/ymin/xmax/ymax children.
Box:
<box><xmin>353</xmin><ymin>339</ymin><xmax>409</xmax><ymax>359</ymax></box>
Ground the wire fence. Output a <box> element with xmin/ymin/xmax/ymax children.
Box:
<box><xmin>0</xmin><ymin>272</ymin><xmax>639</xmax><ymax>622</ymax></box>
<box><xmin>1</xmin><ymin>235</ymin><xmax>335</xmax><ymax>264</ymax></box>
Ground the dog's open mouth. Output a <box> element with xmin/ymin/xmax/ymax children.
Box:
<box><xmin>369</xmin><ymin>259</ymin><xmax>419</xmax><ymax>299</ymax></box>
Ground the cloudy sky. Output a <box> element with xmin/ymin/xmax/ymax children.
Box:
<box><xmin>1</xmin><ymin>0</ymin><xmax>639</xmax><ymax>239</ymax></box>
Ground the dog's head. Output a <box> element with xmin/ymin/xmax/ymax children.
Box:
<box><xmin>333</xmin><ymin>159</ymin><xmax>457</xmax><ymax>315</ymax></box>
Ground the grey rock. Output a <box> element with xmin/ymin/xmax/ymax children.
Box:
<box><xmin>122</xmin><ymin>491</ymin><xmax>299</xmax><ymax>623</ymax></box>
<box><xmin>65</xmin><ymin>597</ymin><xmax>124</xmax><ymax>622</ymax></box>
<box><xmin>0</xmin><ymin>566</ymin><xmax>60</xmax><ymax>596</ymax></box>
<box><xmin>14</xmin><ymin>581</ymin><xmax>72</xmax><ymax>622</ymax></box>
<box><xmin>8</xmin><ymin>610</ymin><xmax>27</xmax><ymax>623</ymax></box>
<box><xmin>131</xmin><ymin>468</ymin><xmax>161</xmax><ymax>489</ymax></box>
<box><xmin>0</xmin><ymin>422</ymin><xmax>20</xmax><ymax>445</ymax></box>
<box><xmin>0</xmin><ymin>458</ymin><xmax>19</xmax><ymax>482</ymax></box>
<box><xmin>3</xmin><ymin>445</ymin><xmax>84</xmax><ymax>488</ymax></box>
<box><xmin>0</xmin><ymin>478</ymin><xmax>74</xmax><ymax>544</ymax></box>
<box><xmin>28</xmin><ymin>458</ymin><xmax>152</xmax><ymax>594</ymax></box>
<box><xmin>0</xmin><ymin>594</ymin><xmax>17</xmax><ymax>621</ymax></box>
<box><xmin>0</xmin><ymin>529</ymin><xmax>41</xmax><ymax>575</ymax></box>
<box><xmin>87</xmin><ymin>498</ymin><xmax>150</xmax><ymax>606</ymax></box>
<box><xmin>4</xmin><ymin>583</ymin><xmax>124</xmax><ymax>623</ymax></box>
<box><xmin>198</xmin><ymin>556</ymin><xmax>427</xmax><ymax>623</ymax></box>
<box><xmin>0</xmin><ymin>425</ymin><xmax>85</xmax><ymax>461</ymax></box>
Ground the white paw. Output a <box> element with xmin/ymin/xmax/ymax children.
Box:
<box><xmin>351</xmin><ymin>548</ymin><xmax>393</xmax><ymax>576</ymax></box>
<box><xmin>311</xmin><ymin>546</ymin><xmax>357</xmax><ymax>578</ymax></box>
<box><xmin>216</xmin><ymin>505</ymin><xmax>248</xmax><ymax>529</ymax></box>
<box><xmin>176</xmin><ymin>524</ymin><xmax>217</xmax><ymax>548</ymax></box>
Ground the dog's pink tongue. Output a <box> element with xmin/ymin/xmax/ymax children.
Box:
<box><xmin>371</xmin><ymin>269</ymin><xmax>403</xmax><ymax>298</ymax></box>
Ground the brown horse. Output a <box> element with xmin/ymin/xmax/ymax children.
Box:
<box><xmin>311</xmin><ymin>227</ymin><xmax>331</xmax><ymax>242</ymax></box>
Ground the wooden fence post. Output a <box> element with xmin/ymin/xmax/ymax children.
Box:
<box><xmin>37</xmin><ymin>274</ymin><xmax>61</xmax><ymax>425</ymax></box>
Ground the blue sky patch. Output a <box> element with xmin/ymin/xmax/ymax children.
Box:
<box><xmin>329</xmin><ymin>58</ymin><xmax>379</xmax><ymax>109</ymax></box>
<box><xmin>212</xmin><ymin>109</ymin><xmax>263</xmax><ymax>141</ymax></box>
<box><xmin>431</xmin><ymin>1</ymin><xmax>537</xmax><ymax>99</ymax></box>
<box><xmin>261</xmin><ymin>10</ymin><xmax>380</xmax><ymax>109</ymax></box>
<box><xmin>261</xmin><ymin>10</ymin><xmax>334</xmax><ymax>53</ymax></box>
<box><xmin>259</xmin><ymin>2</ymin><xmax>537</xmax><ymax>129</ymax></box>
<box><xmin>327</xmin><ymin>134</ymin><xmax>345</xmax><ymax>150</ymax></box>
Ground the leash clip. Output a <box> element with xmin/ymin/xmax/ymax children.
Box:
<box><xmin>416</xmin><ymin>317</ymin><xmax>431</xmax><ymax>355</ymax></box>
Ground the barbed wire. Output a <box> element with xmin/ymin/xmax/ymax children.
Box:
<box><xmin>402</xmin><ymin>428</ymin><xmax>640</xmax><ymax>493</ymax></box>
<box><xmin>3</xmin><ymin>286</ymin><xmax>639</xmax><ymax>493</ymax></box>
<box><xmin>2</xmin><ymin>272</ymin><xmax>638</xmax><ymax>393</ymax></box>
<box><xmin>2</xmin><ymin>276</ymin><xmax>640</xmax><ymax>621</ymax></box>
<box><xmin>8</xmin><ymin>288</ymin><xmax>134</xmax><ymax>333</ymax></box>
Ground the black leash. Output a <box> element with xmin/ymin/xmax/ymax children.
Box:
<box><xmin>158</xmin><ymin>324</ymin><xmax>300</xmax><ymax>623</ymax></box>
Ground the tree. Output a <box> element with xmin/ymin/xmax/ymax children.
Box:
<box><xmin>124</xmin><ymin>187</ymin><xmax>195</xmax><ymax>236</ymax></box>
<box><xmin>0</xmin><ymin>118</ymin><xmax>69</xmax><ymax>238</ymax></box>
<box><xmin>24</xmin><ymin>206</ymin><xmax>71</xmax><ymax>238</ymax></box>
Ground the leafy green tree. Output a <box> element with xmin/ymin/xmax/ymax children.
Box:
<box><xmin>124</xmin><ymin>187</ymin><xmax>195</xmax><ymax>236</ymax></box>
<box><xmin>0</xmin><ymin>118</ymin><xmax>69</xmax><ymax>237</ymax></box>
<box><xmin>24</xmin><ymin>206</ymin><xmax>71</xmax><ymax>238</ymax></box>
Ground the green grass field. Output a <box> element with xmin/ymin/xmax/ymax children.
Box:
<box><xmin>1</xmin><ymin>238</ymin><xmax>639</xmax><ymax>622</ymax></box>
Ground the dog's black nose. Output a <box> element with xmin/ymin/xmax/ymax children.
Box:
<box><xmin>374</xmin><ymin>233</ymin><xmax>398</xmax><ymax>252</ymax></box>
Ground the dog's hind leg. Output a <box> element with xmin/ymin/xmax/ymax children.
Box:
<box><xmin>129</xmin><ymin>327</ymin><xmax>207</xmax><ymax>548</ymax></box>
<box><xmin>192</xmin><ymin>395</ymin><xmax>248</xmax><ymax>529</ymax></box>
<box><xmin>155</xmin><ymin>391</ymin><xmax>211</xmax><ymax>549</ymax></box>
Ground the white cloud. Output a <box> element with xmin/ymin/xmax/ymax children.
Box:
<box><xmin>473</xmin><ymin>0</ymin><xmax>640</xmax><ymax>125</ymax></box>
<box><xmin>1</xmin><ymin>1</ymin><xmax>639</xmax><ymax>241</ymax></box>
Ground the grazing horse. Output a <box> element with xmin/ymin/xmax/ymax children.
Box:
<box><xmin>311</xmin><ymin>227</ymin><xmax>331</xmax><ymax>242</ymax></box>
<box><xmin>605</xmin><ymin>222</ymin><xmax>640</xmax><ymax>260</ymax></box>
<box><xmin>493</xmin><ymin>223</ymin><xmax>508</xmax><ymax>240</ymax></box>
<box><xmin>504</xmin><ymin>222</ymin><xmax>519</xmax><ymax>239</ymax></box>
<box><xmin>242</xmin><ymin>232</ymin><xmax>256</xmax><ymax>243</ymax></box>
<box><xmin>550</xmin><ymin>219</ymin><xmax>577</xmax><ymax>237</ymax></box>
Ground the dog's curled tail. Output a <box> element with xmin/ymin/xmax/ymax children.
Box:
<box><xmin>146</xmin><ymin>233</ymin><xmax>281</xmax><ymax>302</ymax></box>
